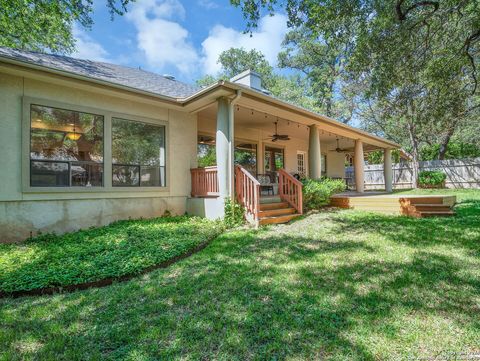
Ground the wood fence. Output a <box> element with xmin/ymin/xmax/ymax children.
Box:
<box><xmin>345</xmin><ymin>157</ymin><xmax>480</xmax><ymax>190</ymax></box>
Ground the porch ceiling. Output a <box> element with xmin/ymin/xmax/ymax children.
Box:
<box><xmin>198</xmin><ymin>103</ymin><xmax>381</xmax><ymax>153</ymax></box>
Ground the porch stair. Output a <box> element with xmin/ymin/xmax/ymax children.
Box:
<box><xmin>258</xmin><ymin>197</ymin><xmax>300</xmax><ymax>225</ymax></box>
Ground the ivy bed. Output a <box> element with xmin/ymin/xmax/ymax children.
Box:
<box><xmin>0</xmin><ymin>216</ymin><xmax>224</xmax><ymax>297</ymax></box>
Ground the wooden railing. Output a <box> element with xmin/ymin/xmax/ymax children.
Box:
<box><xmin>190</xmin><ymin>166</ymin><xmax>219</xmax><ymax>197</ymax></box>
<box><xmin>235</xmin><ymin>165</ymin><xmax>261</xmax><ymax>220</ymax></box>
<box><xmin>278</xmin><ymin>169</ymin><xmax>303</xmax><ymax>215</ymax></box>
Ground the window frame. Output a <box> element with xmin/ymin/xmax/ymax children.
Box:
<box><xmin>22</xmin><ymin>97</ymin><xmax>169</xmax><ymax>193</ymax></box>
<box><xmin>111</xmin><ymin>116</ymin><xmax>167</xmax><ymax>188</ymax></box>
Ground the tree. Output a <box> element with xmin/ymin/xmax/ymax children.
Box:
<box><xmin>231</xmin><ymin>0</ymin><xmax>480</xmax><ymax>187</ymax></box>
<box><xmin>197</xmin><ymin>47</ymin><xmax>276</xmax><ymax>89</ymax></box>
<box><xmin>278</xmin><ymin>28</ymin><xmax>356</xmax><ymax>122</ymax></box>
<box><xmin>0</xmin><ymin>0</ymin><xmax>133</xmax><ymax>53</ymax></box>
<box><xmin>196</xmin><ymin>47</ymin><xmax>320</xmax><ymax>111</ymax></box>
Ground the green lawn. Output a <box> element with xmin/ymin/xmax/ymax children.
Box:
<box><xmin>1</xmin><ymin>189</ymin><xmax>479</xmax><ymax>360</ymax></box>
<box><xmin>0</xmin><ymin>216</ymin><xmax>223</xmax><ymax>294</ymax></box>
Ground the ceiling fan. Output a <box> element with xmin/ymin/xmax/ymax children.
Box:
<box><xmin>329</xmin><ymin>138</ymin><xmax>349</xmax><ymax>153</ymax></box>
<box><xmin>265</xmin><ymin>121</ymin><xmax>290</xmax><ymax>142</ymax></box>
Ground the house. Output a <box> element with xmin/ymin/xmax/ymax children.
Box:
<box><xmin>0</xmin><ymin>47</ymin><xmax>399</xmax><ymax>242</ymax></box>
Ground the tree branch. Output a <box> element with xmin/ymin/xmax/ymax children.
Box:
<box><xmin>396</xmin><ymin>0</ymin><xmax>439</xmax><ymax>21</ymax></box>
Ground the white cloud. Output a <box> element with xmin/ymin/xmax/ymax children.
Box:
<box><xmin>72</xmin><ymin>26</ymin><xmax>109</xmax><ymax>62</ymax></box>
<box><xmin>201</xmin><ymin>14</ymin><xmax>288</xmax><ymax>75</ymax></box>
<box><xmin>126</xmin><ymin>0</ymin><xmax>198</xmax><ymax>74</ymax></box>
<box><xmin>198</xmin><ymin>0</ymin><xmax>219</xmax><ymax>9</ymax></box>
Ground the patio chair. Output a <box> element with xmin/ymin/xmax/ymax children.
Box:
<box><xmin>258</xmin><ymin>174</ymin><xmax>275</xmax><ymax>196</ymax></box>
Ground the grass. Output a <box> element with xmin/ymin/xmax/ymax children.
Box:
<box><xmin>0</xmin><ymin>189</ymin><xmax>479</xmax><ymax>360</ymax></box>
<box><xmin>0</xmin><ymin>216</ymin><xmax>223</xmax><ymax>294</ymax></box>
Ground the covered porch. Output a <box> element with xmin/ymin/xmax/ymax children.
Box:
<box><xmin>186</xmin><ymin>71</ymin><xmax>398</xmax><ymax>224</ymax></box>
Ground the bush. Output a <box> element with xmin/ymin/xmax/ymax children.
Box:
<box><xmin>302</xmin><ymin>178</ymin><xmax>346</xmax><ymax>211</ymax></box>
<box><xmin>224</xmin><ymin>198</ymin><xmax>245</xmax><ymax>228</ymax></box>
<box><xmin>418</xmin><ymin>170</ymin><xmax>447</xmax><ymax>188</ymax></box>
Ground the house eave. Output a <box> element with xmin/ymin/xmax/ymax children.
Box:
<box><xmin>0</xmin><ymin>54</ymin><xmax>400</xmax><ymax>149</ymax></box>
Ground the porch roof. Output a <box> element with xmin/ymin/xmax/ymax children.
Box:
<box><xmin>0</xmin><ymin>47</ymin><xmax>398</xmax><ymax>149</ymax></box>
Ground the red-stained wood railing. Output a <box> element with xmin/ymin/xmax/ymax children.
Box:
<box><xmin>278</xmin><ymin>169</ymin><xmax>303</xmax><ymax>215</ymax></box>
<box><xmin>190</xmin><ymin>166</ymin><xmax>219</xmax><ymax>197</ymax></box>
<box><xmin>235</xmin><ymin>165</ymin><xmax>261</xmax><ymax>220</ymax></box>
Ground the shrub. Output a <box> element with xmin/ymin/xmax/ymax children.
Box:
<box><xmin>302</xmin><ymin>178</ymin><xmax>346</xmax><ymax>211</ymax></box>
<box><xmin>418</xmin><ymin>170</ymin><xmax>447</xmax><ymax>188</ymax></box>
<box><xmin>224</xmin><ymin>198</ymin><xmax>245</xmax><ymax>228</ymax></box>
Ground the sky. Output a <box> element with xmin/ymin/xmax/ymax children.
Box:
<box><xmin>72</xmin><ymin>0</ymin><xmax>288</xmax><ymax>83</ymax></box>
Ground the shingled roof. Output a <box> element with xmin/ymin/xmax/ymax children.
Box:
<box><xmin>0</xmin><ymin>47</ymin><xmax>200</xmax><ymax>99</ymax></box>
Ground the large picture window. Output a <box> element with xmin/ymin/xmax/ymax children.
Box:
<box><xmin>112</xmin><ymin>118</ymin><xmax>166</xmax><ymax>187</ymax></box>
<box><xmin>30</xmin><ymin>104</ymin><xmax>104</xmax><ymax>187</ymax></box>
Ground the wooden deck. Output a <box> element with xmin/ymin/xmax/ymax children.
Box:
<box><xmin>330</xmin><ymin>192</ymin><xmax>457</xmax><ymax>217</ymax></box>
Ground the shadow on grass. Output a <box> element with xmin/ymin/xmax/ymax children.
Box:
<box><xmin>1</xmin><ymin>200</ymin><xmax>479</xmax><ymax>359</ymax></box>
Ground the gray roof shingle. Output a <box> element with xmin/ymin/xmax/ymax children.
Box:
<box><xmin>0</xmin><ymin>47</ymin><xmax>200</xmax><ymax>99</ymax></box>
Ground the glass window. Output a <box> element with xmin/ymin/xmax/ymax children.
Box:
<box><xmin>112</xmin><ymin>118</ymin><xmax>166</xmax><ymax>187</ymax></box>
<box><xmin>264</xmin><ymin>146</ymin><xmax>284</xmax><ymax>177</ymax></box>
<box><xmin>30</xmin><ymin>104</ymin><xmax>104</xmax><ymax>187</ymax></box>
<box><xmin>322</xmin><ymin>154</ymin><xmax>327</xmax><ymax>175</ymax></box>
<box><xmin>297</xmin><ymin>151</ymin><xmax>306</xmax><ymax>176</ymax></box>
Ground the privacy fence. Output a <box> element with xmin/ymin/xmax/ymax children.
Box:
<box><xmin>345</xmin><ymin>157</ymin><xmax>480</xmax><ymax>190</ymax></box>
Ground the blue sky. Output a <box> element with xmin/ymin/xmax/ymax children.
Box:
<box><xmin>73</xmin><ymin>0</ymin><xmax>288</xmax><ymax>83</ymax></box>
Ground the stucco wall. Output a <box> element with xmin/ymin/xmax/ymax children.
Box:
<box><xmin>0</xmin><ymin>71</ymin><xmax>197</xmax><ymax>242</ymax></box>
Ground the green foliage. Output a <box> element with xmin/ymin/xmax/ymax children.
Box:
<box><xmin>224</xmin><ymin>198</ymin><xmax>245</xmax><ymax>228</ymax></box>
<box><xmin>418</xmin><ymin>170</ymin><xmax>447</xmax><ymax>188</ymax></box>
<box><xmin>196</xmin><ymin>47</ymin><xmax>321</xmax><ymax>113</ymax></box>
<box><xmin>366</xmin><ymin>150</ymin><xmax>401</xmax><ymax>165</ymax></box>
<box><xmin>420</xmin><ymin>142</ymin><xmax>480</xmax><ymax>161</ymax></box>
<box><xmin>0</xmin><ymin>216</ymin><xmax>223</xmax><ymax>293</ymax></box>
<box><xmin>197</xmin><ymin>144</ymin><xmax>216</xmax><ymax>167</ymax></box>
<box><xmin>302</xmin><ymin>178</ymin><xmax>346</xmax><ymax>211</ymax></box>
<box><xmin>0</xmin><ymin>0</ymin><xmax>133</xmax><ymax>53</ymax></box>
<box><xmin>232</xmin><ymin>0</ymin><xmax>480</xmax><ymax>169</ymax></box>
<box><xmin>2</xmin><ymin>189</ymin><xmax>478</xmax><ymax>359</ymax></box>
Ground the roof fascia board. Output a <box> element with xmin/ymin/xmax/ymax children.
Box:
<box><xmin>0</xmin><ymin>56</ymin><xmax>183</xmax><ymax>108</ymax></box>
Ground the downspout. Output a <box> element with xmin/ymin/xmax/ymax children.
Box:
<box><xmin>228</xmin><ymin>90</ymin><xmax>242</xmax><ymax>198</ymax></box>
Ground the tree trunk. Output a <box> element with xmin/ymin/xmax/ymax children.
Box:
<box><xmin>407</xmin><ymin>122</ymin><xmax>420</xmax><ymax>188</ymax></box>
<box><xmin>438</xmin><ymin>128</ymin><xmax>455</xmax><ymax>160</ymax></box>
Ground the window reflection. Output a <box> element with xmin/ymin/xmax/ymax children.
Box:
<box><xmin>112</xmin><ymin>118</ymin><xmax>166</xmax><ymax>187</ymax></box>
<box><xmin>30</xmin><ymin>104</ymin><xmax>104</xmax><ymax>187</ymax></box>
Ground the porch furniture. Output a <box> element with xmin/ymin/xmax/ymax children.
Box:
<box><xmin>257</xmin><ymin>173</ymin><xmax>275</xmax><ymax>196</ymax></box>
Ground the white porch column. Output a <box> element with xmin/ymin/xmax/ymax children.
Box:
<box><xmin>308</xmin><ymin>124</ymin><xmax>322</xmax><ymax>179</ymax></box>
<box><xmin>384</xmin><ymin>148</ymin><xmax>393</xmax><ymax>193</ymax></box>
<box><xmin>216</xmin><ymin>97</ymin><xmax>230</xmax><ymax>198</ymax></box>
<box><xmin>354</xmin><ymin>139</ymin><xmax>365</xmax><ymax>193</ymax></box>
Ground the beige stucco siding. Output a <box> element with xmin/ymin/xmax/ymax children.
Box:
<box><xmin>0</xmin><ymin>71</ymin><xmax>197</xmax><ymax>242</ymax></box>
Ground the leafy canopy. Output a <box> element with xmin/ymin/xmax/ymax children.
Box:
<box><xmin>0</xmin><ymin>0</ymin><xmax>134</xmax><ymax>53</ymax></box>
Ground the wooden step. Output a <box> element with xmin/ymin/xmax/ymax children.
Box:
<box><xmin>405</xmin><ymin>197</ymin><xmax>445</xmax><ymax>205</ymax></box>
<box><xmin>260</xmin><ymin>202</ymin><xmax>289</xmax><ymax>211</ymax></box>
<box><xmin>413</xmin><ymin>204</ymin><xmax>452</xmax><ymax>212</ymax></box>
<box><xmin>418</xmin><ymin>211</ymin><xmax>455</xmax><ymax>217</ymax></box>
<box><xmin>260</xmin><ymin>196</ymin><xmax>282</xmax><ymax>204</ymax></box>
<box><xmin>259</xmin><ymin>207</ymin><xmax>296</xmax><ymax>217</ymax></box>
<box><xmin>259</xmin><ymin>213</ymin><xmax>299</xmax><ymax>226</ymax></box>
